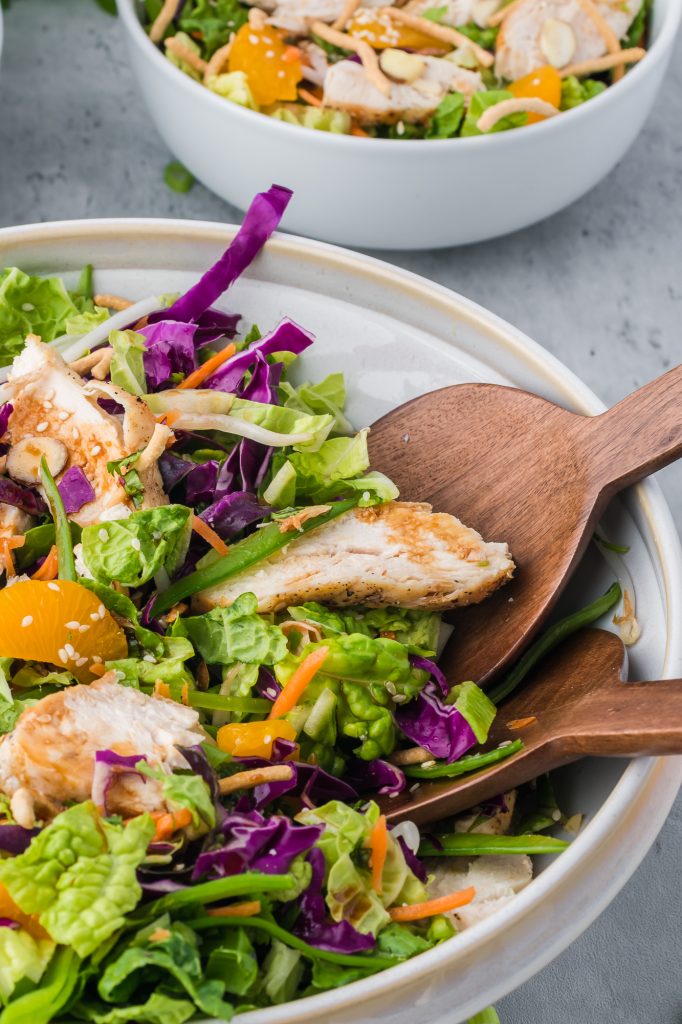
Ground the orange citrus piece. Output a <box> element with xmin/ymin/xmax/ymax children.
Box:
<box><xmin>0</xmin><ymin>882</ymin><xmax>51</xmax><ymax>941</ymax></box>
<box><xmin>0</xmin><ymin>579</ymin><xmax>127</xmax><ymax>683</ymax></box>
<box><xmin>508</xmin><ymin>65</ymin><xmax>562</xmax><ymax>122</ymax></box>
<box><xmin>347</xmin><ymin>10</ymin><xmax>448</xmax><ymax>50</ymax></box>
<box><xmin>228</xmin><ymin>24</ymin><xmax>303</xmax><ymax>105</ymax></box>
<box><xmin>217</xmin><ymin>719</ymin><xmax>298</xmax><ymax>758</ymax></box>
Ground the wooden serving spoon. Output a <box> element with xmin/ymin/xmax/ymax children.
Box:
<box><xmin>384</xmin><ymin>628</ymin><xmax>682</xmax><ymax>826</ymax></box>
<box><xmin>368</xmin><ymin>369</ymin><xmax>682</xmax><ymax>687</ymax></box>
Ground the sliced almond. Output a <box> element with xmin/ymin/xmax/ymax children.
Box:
<box><xmin>472</xmin><ymin>0</ymin><xmax>500</xmax><ymax>27</ymax></box>
<box><xmin>539</xmin><ymin>18</ymin><xmax>576</xmax><ymax>67</ymax></box>
<box><xmin>379</xmin><ymin>48</ymin><xmax>426</xmax><ymax>83</ymax></box>
<box><xmin>7</xmin><ymin>437</ymin><xmax>68</xmax><ymax>485</ymax></box>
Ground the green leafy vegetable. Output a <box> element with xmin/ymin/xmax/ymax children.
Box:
<box><xmin>448</xmin><ymin>680</ymin><xmax>496</xmax><ymax>743</ymax></box>
<box><xmin>468</xmin><ymin>1008</ymin><xmax>501</xmax><ymax>1024</ymax></box>
<box><xmin>0</xmin><ymin>928</ymin><xmax>55</xmax><ymax>1006</ymax></box>
<box><xmin>426</xmin><ymin>92</ymin><xmax>465</xmax><ymax>139</ymax></box>
<box><xmin>0</xmin><ymin>946</ymin><xmax>80</xmax><ymax>1024</ymax></box>
<box><xmin>204</xmin><ymin>928</ymin><xmax>258</xmax><ymax>996</ymax></box>
<box><xmin>461</xmin><ymin>90</ymin><xmax>528</xmax><ymax>137</ymax></box>
<box><xmin>261</xmin><ymin>941</ymin><xmax>304</xmax><ymax>1004</ymax></box>
<box><xmin>178</xmin><ymin>0</ymin><xmax>249</xmax><ymax>56</ymax></box>
<box><xmin>73</xmin><ymin>991</ymin><xmax>196</xmax><ymax>1024</ymax></box>
<box><xmin>279</xmin><ymin>373</ymin><xmax>352</xmax><ymax>434</ymax></box>
<box><xmin>286</xmin><ymin>602</ymin><xmax>440</xmax><ymax>654</ymax></box>
<box><xmin>0</xmin><ymin>268</ymin><xmax>92</xmax><ymax>365</ymax></box>
<box><xmin>173</xmin><ymin>593</ymin><xmax>287</xmax><ymax>665</ymax></box>
<box><xmin>560</xmin><ymin>75</ymin><xmax>607</xmax><ymax>110</ymax></box>
<box><xmin>106</xmin><ymin>451</ymin><xmax>145</xmax><ymax>509</ymax></box>
<box><xmin>0</xmin><ymin>803</ymin><xmax>154</xmax><ymax>957</ymax></box>
<box><xmin>81</xmin><ymin>505</ymin><xmax>192</xmax><ymax>587</ymax></box>
<box><xmin>15</xmin><ymin>522</ymin><xmax>81</xmax><ymax>574</ymax></box>
<box><xmin>79</xmin><ymin>578</ymin><xmax>164</xmax><ymax>655</ymax></box>
<box><xmin>137</xmin><ymin>763</ymin><xmax>216</xmax><ymax>833</ymax></box>
<box><xmin>109</xmin><ymin>329</ymin><xmax>147</xmax><ymax>396</ymax></box>
<box><xmin>593</xmin><ymin>532</ymin><xmax>630</xmax><ymax>554</ymax></box>
<box><xmin>106</xmin><ymin>636</ymin><xmax>194</xmax><ymax>688</ymax></box>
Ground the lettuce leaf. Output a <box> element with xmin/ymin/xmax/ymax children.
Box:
<box><xmin>285</xmin><ymin>603</ymin><xmax>440</xmax><ymax>654</ymax></box>
<box><xmin>426</xmin><ymin>91</ymin><xmax>465</xmax><ymax>139</ymax></box>
<box><xmin>461</xmin><ymin>90</ymin><xmax>528</xmax><ymax>136</ymax></box>
<box><xmin>560</xmin><ymin>75</ymin><xmax>607</xmax><ymax>110</ymax></box>
<box><xmin>0</xmin><ymin>267</ymin><xmax>102</xmax><ymax>365</ymax></box>
<box><xmin>260</xmin><ymin>940</ymin><xmax>304</xmax><ymax>1004</ymax></box>
<box><xmin>79</xmin><ymin>579</ymin><xmax>164</xmax><ymax>655</ymax></box>
<box><xmin>106</xmin><ymin>636</ymin><xmax>194</xmax><ymax>688</ymax></box>
<box><xmin>72</xmin><ymin>992</ymin><xmax>196</xmax><ymax>1024</ymax></box>
<box><xmin>109</xmin><ymin>329</ymin><xmax>147</xmax><ymax>397</ymax></box>
<box><xmin>173</xmin><ymin>592</ymin><xmax>287</xmax><ymax>665</ymax></box>
<box><xmin>204</xmin><ymin>928</ymin><xmax>258</xmax><ymax>997</ymax></box>
<box><xmin>279</xmin><ymin>372</ymin><xmax>352</xmax><ymax>435</ymax></box>
<box><xmin>0</xmin><ymin>803</ymin><xmax>154</xmax><ymax>957</ymax></box>
<box><xmin>81</xmin><ymin>505</ymin><xmax>192</xmax><ymax>587</ymax></box>
<box><xmin>178</xmin><ymin>0</ymin><xmax>249</xmax><ymax>56</ymax></box>
<box><xmin>136</xmin><ymin>763</ymin><xmax>215</xmax><ymax>832</ymax></box>
<box><xmin>0</xmin><ymin>927</ymin><xmax>55</xmax><ymax>1006</ymax></box>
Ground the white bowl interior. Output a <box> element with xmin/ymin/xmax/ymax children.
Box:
<box><xmin>0</xmin><ymin>220</ymin><xmax>680</xmax><ymax>1021</ymax></box>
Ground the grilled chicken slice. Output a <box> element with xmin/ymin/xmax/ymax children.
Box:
<box><xmin>254</xmin><ymin>0</ymin><xmax>383</xmax><ymax>33</ymax></box>
<box><xmin>428</xmin><ymin>853</ymin><xmax>533</xmax><ymax>928</ymax></box>
<box><xmin>323</xmin><ymin>57</ymin><xmax>482</xmax><ymax>124</ymax></box>
<box><xmin>195</xmin><ymin>500</ymin><xmax>514</xmax><ymax>613</ymax></box>
<box><xmin>0</xmin><ymin>676</ymin><xmax>205</xmax><ymax>824</ymax></box>
<box><xmin>495</xmin><ymin>0</ymin><xmax>642</xmax><ymax>81</ymax></box>
<box><xmin>3</xmin><ymin>338</ymin><xmax>167</xmax><ymax>526</ymax></box>
<box><xmin>0</xmin><ymin>505</ymin><xmax>33</xmax><ymax>540</ymax></box>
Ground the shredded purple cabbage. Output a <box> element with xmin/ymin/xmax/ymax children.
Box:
<box><xmin>160</xmin><ymin>185</ymin><xmax>292</xmax><ymax>325</ymax></box>
<box><xmin>194</xmin><ymin>308</ymin><xmax>241</xmax><ymax>348</ymax></box>
<box><xmin>91</xmin><ymin>750</ymin><xmax>147</xmax><ymax>814</ymax></box>
<box><xmin>395</xmin><ymin>835</ymin><xmax>428</xmax><ymax>883</ymax></box>
<box><xmin>409</xmin><ymin>655</ymin><xmax>449</xmax><ymax>697</ymax></box>
<box><xmin>0</xmin><ymin>918</ymin><xmax>20</xmax><ymax>929</ymax></box>
<box><xmin>199</xmin><ymin>491</ymin><xmax>267</xmax><ymax>540</ymax></box>
<box><xmin>0</xmin><ymin>477</ymin><xmax>47</xmax><ymax>516</ymax></box>
<box><xmin>0</xmin><ymin>402</ymin><xmax>13</xmax><ymax>437</ymax></box>
<box><xmin>0</xmin><ymin>824</ymin><xmax>39</xmax><ymax>855</ymax></box>
<box><xmin>205</xmin><ymin>317</ymin><xmax>313</xmax><ymax>393</ymax></box>
<box><xmin>140</xmin><ymin>320</ymin><xmax>198</xmax><ymax>391</ymax></box>
<box><xmin>57</xmin><ymin>466</ymin><xmax>95</xmax><ymax>514</ymax></box>
<box><xmin>138</xmin><ymin>877</ymin><xmax>189</xmax><ymax>895</ymax></box>
<box><xmin>345</xmin><ymin>757</ymin><xmax>406</xmax><ymax>797</ymax></box>
<box><xmin>394</xmin><ymin>683</ymin><xmax>477</xmax><ymax>764</ymax></box>
<box><xmin>293</xmin><ymin>847</ymin><xmax>376</xmax><ymax>953</ymax></box>
<box><xmin>192</xmin><ymin>809</ymin><xmax>322</xmax><ymax>880</ymax></box>
<box><xmin>184</xmin><ymin>461</ymin><xmax>219</xmax><ymax>506</ymax></box>
<box><xmin>255</xmin><ymin>666</ymin><xmax>281</xmax><ymax>702</ymax></box>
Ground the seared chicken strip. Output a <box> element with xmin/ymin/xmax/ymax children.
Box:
<box><xmin>495</xmin><ymin>0</ymin><xmax>642</xmax><ymax>81</ymax></box>
<box><xmin>2</xmin><ymin>338</ymin><xmax>167</xmax><ymax>527</ymax></box>
<box><xmin>254</xmin><ymin>0</ymin><xmax>383</xmax><ymax>33</ymax></box>
<box><xmin>196</xmin><ymin>500</ymin><xmax>514</xmax><ymax>613</ymax></box>
<box><xmin>0</xmin><ymin>504</ymin><xmax>34</xmax><ymax>540</ymax></box>
<box><xmin>323</xmin><ymin>58</ymin><xmax>482</xmax><ymax>124</ymax></box>
<box><xmin>428</xmin><ymin>853</ymin><xmax>533</xmax><ymax>929</ymax></box>
<box><xmin>0</xmin><ymin>675</ymin><xmax>205</xmax><ymax>824</ymax></box>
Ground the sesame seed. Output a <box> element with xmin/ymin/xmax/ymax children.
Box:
<box><xmin>36</xmin><ymin>421</ymin><xmax>48</xmax><ymax>432</ymax></box>
<box><xmin>277</xmin><ymin>69</ymin><xmax>285</xmax><ymax>78</ymax></box>
<box><xmin>92</xmin><ymin>655</ymin><xmax>103</xmax><ymax>664</ymax></box>
<box><xmin>98</xmin><ymin>604</ymin><xmax>106</xmax><ymax>618</ymax></box>
<box><xmin>98</xmin><ymin>529</ymin><xmax>108</xmax><ymax>542</ymax></box>
<box><xmin>409</xmin><ymin>782</ymin><xmax>420</xmax><ymax>792</ymax></box>
<box><xmin>130</xmin><ymin>538</ymin><xmax>141</xmax><ymax>551</ymax></box>
<box><xmin>385</xmin><ymin>682</ymin><xmax>397</xmax><ymax>695</ymax></box>
<box><xmin>265</xmin><ymin>49</ymin><xmax>275</xmax><ymax>57</ymax></box>
<box><xmin>43</xmin><ymin>401</ymin><xmax>52</xmax><ymax>410</ymax></box>
<box><xmin>45</xmin><ymin>389</ymin><xmax>55</xmax><ymax>400</ymax></box>
<box><xmin>392</xmin><ymin>693</ymin><xmax>407</xmax><ymax>703</ymax></box>
<box><xmin>21</xmin><ymin>302</ymin><xmax>35</xmax><ymax>311</ymax></box>
<box><xmin>91</xmin><ymin>445</ymin><xmax>102</xmax><ymax>456</ymax></box>
<box><xmin>396</xmin><ymin>120</ymin><xmax>405</xmax><ymax>136</ymax></box>
<box><xmin>78</xmin><ymin>624</ymin><xmax>90</xmax><ymax>633</ymax></box>
<box><xmin>266</xmin><ymin>688</ymin><xmax>278</xmax><ymax>699</ymax></box>
<box><xmin>249</xmin><ymin>32</ymin><xmax>259</xmax><ymax>43</ymax></box>
<box><xmin>76</xmin><ymin>656</ymin><xmax>88</xmax><ymax>667</ymax></box>
<box><xmin>420</xmin><ymin>759</ymin><xmax>436</xmax><ymax>769</ymax></box>
<box><xmin>64</xmin><ymin>643</ymin><xmax>76</xmax><ymax>657</ymax></box>
<box><xmin>402</xmin><ymin>433</ymin><xmax>410</xmax><ymax>443</ymax></box>
<box><xmin>499</xmin><ymin>740</ymin><xmax>512</xmax><ymax>748</ymax></box>
<box><xmin>58</xmin><ymin>648</ymin><xmax>68</xmax><ymax>664</ymax></box>
<box><xmin>48</xmin><ymin>582</ymin><xmax>60</xmax><ymax>592</ymax></box>
<box><xmin>58</xmin><ymin>410</ymin><xmax>69</xmax><ymax>420</ymax></box>
<box><xmin>21</xmin><ymin>615</ymin><xmax>33</xmax><ymax>627</ymax></box>
<box><xmin>72</xmin><ymin>428</ymin><xmax>80</xmax><ymax>440</ymax></box>
<box><xmin>143</xmin><ymin>654</ymin><xmax>157</xmax><ymax>663</ymax></box>
<box><xmin>65</xmin><ymin>621</ymin><xmax>80</xmax><ymax>629</ymax></box>
<box><xmin>90</xmin><ymin>612</ymin><xmax>100</xmax><ymax>621</ymax></box>
<box><xmin>552</xmin><ymin>809</ymin><xmax>562</xmax><ymax>821</ymax></box>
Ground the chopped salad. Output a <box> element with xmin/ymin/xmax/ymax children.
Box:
<box><xmin>0</xmin><ymin>185</ymin><xmax>589</xmax><ymax>1022</ymax></box>
<box><xmin>141</xmin><ymin>0</ymin><xmax>650</xmax><ymax>138</ymax></box>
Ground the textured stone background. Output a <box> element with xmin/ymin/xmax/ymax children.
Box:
<box><xmin>0</xmin><ymin>2</ymin><xmax>680</xmax><ymax>1020</ymax></box>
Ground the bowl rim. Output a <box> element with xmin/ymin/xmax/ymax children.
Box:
<box><xmin>1</xmin><ymin>215</ymin><xmax>681</xmax><ymax>1020</ymax></box>
<box><xmin>117</xmin><ymin>0</ymin><xmax>682</xmax><ymax>152</ymax></box>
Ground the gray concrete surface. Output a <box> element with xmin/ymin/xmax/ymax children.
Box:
<box><xmin>0</xmin><ymin>1</ymin><xmax>680</xmax><ymax>1020</ymax></box>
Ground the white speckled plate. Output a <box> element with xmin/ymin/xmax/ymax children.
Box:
<box><xmin>0</xmin><ymin>219</ymin><xmax>680</xmax><ymax>1023</ymax></box>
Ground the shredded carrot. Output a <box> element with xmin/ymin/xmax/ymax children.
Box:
<box><xmin>31</xmin><ymin>545</ymin><xmax>58</xmax><ymax>581</ymax></box>
<box><xmin>368</xmin><ymin>814</ymin><xmax>388</xmax><ymax>894</ymax></box>
<box><xmin>389</xmin><ymin>886</ymin><xmax>476</xmax><ymax>921</ymax></box>
<box><xmin>192</xmin><ymin>515</ymin><xmax>229</xmax><ymax>556</ymax></box>
<box><xmin>298</xmin><ymin>87</ymin><xmax>322</xmax><ymax>107</ymax></box>
<box><xmin>283</xmin><ymin>45</ymin><xmax>302</xmax><ymax>62</ymax></box>
<box><xmin>350</xmin><ymin>125</ymin><xmax>370</xmax><ymax>137</ymax></box>
<box><xmin>181</xmin><ymin>681</ymin><xmax>190</xmax><ymax>706</ymax></box>
<box><xmin>207</xmin><ymin>900</ymin><xmax>262</xmax><ymax>918</ymax></box>
<box><xmin>154</xmin><ymin>680</ymin><xmax>172</xmax><ymax>699</ymax></box>
<box><xmin>507</xmin><ymin>716</ymin><xmax>537</xmax><ymax>731</ymax></box>
<box><xmin>0</xmin><ymin>535</ymin><xmax>25</xmax><ymax>578</ymax></box>
<box><xmin>157</xmin><ymin>410</ymin><xmax>182</xmax><ymax>428</ymax></box>
<box><xmin>268</xmin><ymin>646</ymin><xmax>330</xmax><ymax>719</ymax></box>
<box><xmin>151</xmin><ymin>806</ymin><xmax>193</xmax><ymax>841</ymax></box>
<box><xmin>177</xmin><ymin>343</ymin><xmax>236</xmax><ymax>389</ymax></box>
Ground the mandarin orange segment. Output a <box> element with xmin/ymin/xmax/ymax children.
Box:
<box><xmin>228</xmin><ymin>24</ymin><xmax>303</xmax><ymax>105</ymax></box>
<box><xmin>217</xmin><ymin>719</ymin><xmax>298</xmax><ymax>758</ymax></box>
<box><xmin>0</xmin><ymin>882</ymin><xmax>51</xmax><ymax>940</ymax></box>
<box><xmin>347</xmin><ymin>10</ymin><xmax>448</xmax><ymax>50</ymax></box>
<box><xmin>0</xmin><ymin>580</ymin><xmax>127</xmax><ymax>682</ymax></box>
<box><xmin>508</xmin><ymin>65</ymin><xmax>562</xmax><ymax>122</ymax></box>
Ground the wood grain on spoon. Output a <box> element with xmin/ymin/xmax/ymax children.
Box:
<box><xmin>384</xmin><ymin>628</ymin><xmax>682</xmax><ymax>825</ymax></box>
<box><xmin>369</xmin><ymin>369</ymin><xmax>682</xmax><ymax>687</ymax></box>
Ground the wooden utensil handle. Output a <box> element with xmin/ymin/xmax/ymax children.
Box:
<box><xmin>566</xmin><ymin>678</ymin><xmax>682</xmax><ymax>757</ymax></box>
<box><xmin>585</xmin><ymin>364</ymin><xmax>682</xmax><ymax>494</ymax></box>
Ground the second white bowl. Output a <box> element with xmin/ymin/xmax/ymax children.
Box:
<box><xmin>118</xmin><ymin>0</ymin><xmax>681</xmax><ymax>248</ymax></box>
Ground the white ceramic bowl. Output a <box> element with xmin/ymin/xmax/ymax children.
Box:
<box><xmin>117</xmin><ymin>0</ymin><xmax>681</xmax><ymax>249</ymax></box>
<box><xmin>0</xmin><ymin>218</ymin><xmax>681</xmax><ymax>1021</ymax></box>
